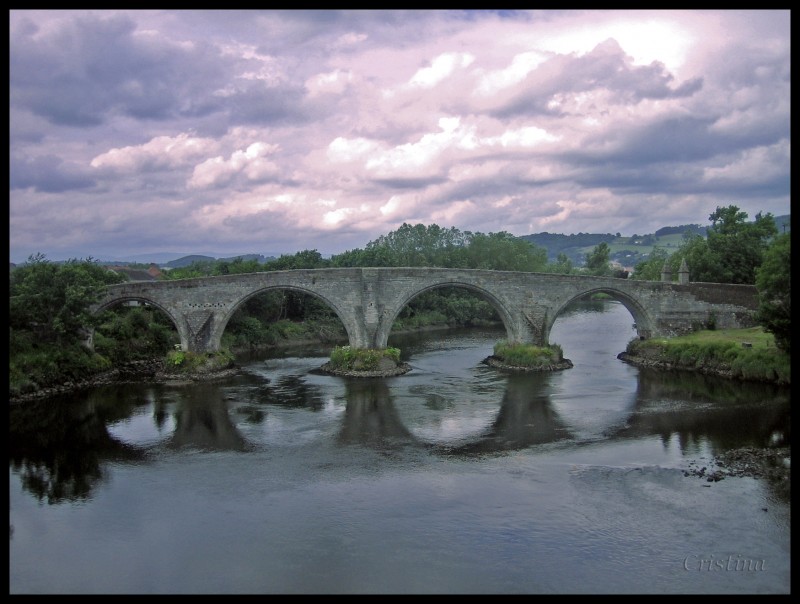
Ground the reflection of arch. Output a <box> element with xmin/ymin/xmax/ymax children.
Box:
<box><xmin>439</xmin><ymin>372</ymin><xmax>573</xmax><ymax>455</ymax></box>
<box><xmin>374</xmin><ymin>281</ymin><xmax>515</xmax><ymax>349</ymax></box>
<box><xmin>546</xmin><ymin>288</ymin><xmax>654</xmax><ymax>344</ymax></box>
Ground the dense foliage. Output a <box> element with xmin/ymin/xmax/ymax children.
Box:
<box><xmin>632</xmin><ymin>205</ymin><xmax>779</xmax><ymax>285</ymax></box>
<box><xmin>755</xmin><ymin>233</ymin><xmax>790</xmax><ymax>352</ymax></box>
<box><xmin>10</xmin><ymin>255</ymin><xmax>127</xmax><ymax>395</ymax></box>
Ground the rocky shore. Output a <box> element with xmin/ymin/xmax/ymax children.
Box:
<box><xmin>9</xmin><ymin>359</ymin><xmax>239</xmax><ymax>405</ymax></box>
<box><xmin>317</xmin><ymin>360</ymin><xmax>412</xmax><ymax>378</ymax></box>
<box><xmin>482</xmin><ymin>355</ymin><xmax>574</xmax><ymax>372</ymax></box>
<box><xmin>617</xmin><ymin>351</ymin><xmax>789</xmax><ymax>386</ymax></box>
<box><xmin>682</xmin><ymin>446</ymin><xmax>790</xmax><ymax>498</ymax></box>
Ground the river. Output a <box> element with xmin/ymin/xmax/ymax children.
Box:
<box><xmin>9</xmin><ymin>299</ymin><xmax>791</xmax><ymax>594</ymax></box>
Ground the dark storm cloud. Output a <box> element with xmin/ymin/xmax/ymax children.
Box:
<box><xmin>10</xmin><ymin>154</ymin><xmax>95</xmax><ymax>192</ymax></box>
<box><xmin>10</xmin><ymin>12</ymin><xmax>231</xmax><ymax>126</ymax></box>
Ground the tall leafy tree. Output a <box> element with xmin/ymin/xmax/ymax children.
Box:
<box><xmin>585</xmin><ymin>242</ymin><xmax>611</xmax><ymax>276</ymax></box>
<box><xmin>755</xmin><ymin>233</ymin><xmax>790</xmax><ymax>352</ymax></box>
<box><xmin>10</xmin><ymin>255</ymin><xmax>126</xmax><ymax>344</ymax></box>
<box><xmin>704</xmin><ymin>205</ymin><xmax>778</xmax><ymax>284</ymax></box>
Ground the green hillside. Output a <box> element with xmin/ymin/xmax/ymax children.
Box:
<box><xmin>522</xmin><ymin>214</ymin><xmax>788</xmax><ymax>267</ymax></box>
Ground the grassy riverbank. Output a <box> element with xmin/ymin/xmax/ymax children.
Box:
<box><xmin>620</xmin><ymin>327</ymin><xmax>790</xmax><ymax>385</ymax></box>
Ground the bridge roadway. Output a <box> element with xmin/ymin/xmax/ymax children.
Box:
<box><xmin>92</xmin><ymin>267</ymin><xmax>760</xmax><ymax>353</ymax></box>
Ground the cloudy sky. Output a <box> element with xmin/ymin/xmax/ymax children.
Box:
<box><xmin>9</xmin><ymin>9</ymin><xmax>791</xmax><ymax>263</ymax></box>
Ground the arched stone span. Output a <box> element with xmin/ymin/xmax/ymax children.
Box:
<box><xmin>92</xmin><ymin>268</ymin><xmax>760</xmax><ymax>353</ymax></box>
<box><xmin>544</xmin><ymin>286</ymin><xmax>656</xmax><ymax>346</ymax></box>
<box><xmin>93</xmin><ymin>295</ymin><xmax>189</xmax><ymax>352</ymax></box>
<box><xmin>374</xmin><ymin>280</ymin><xmax>517</xmax><ymax>350</ymax></box>
<box><xmin>215</xmin><ymin>285</ymin><xmax>355</xmax><ymax>352</ymax></box>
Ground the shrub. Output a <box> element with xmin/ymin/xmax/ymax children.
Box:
<box><xmin>328</xmin><ymin>346</ymin><xmax>401</xmax><ymax>371</ymax></box>
<box><xmin>493</xmin><ymin>341</ymin><xmax>563</xmax><ymax>369</ymax></box>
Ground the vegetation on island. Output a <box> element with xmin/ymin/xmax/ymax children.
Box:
<box><xmin>490</xmin><ymin>341</ymin><xmax>568</xmax><ymax>370</ymax></box>
<box><xmin>9</xmin><ymin>205</ymin><xmax>790</xmax><ymax>396</ymax></box>
<box><xmin>326</xmin><ymin>346</ymin><xmax>403</xmax><ymax>372</ymax></box>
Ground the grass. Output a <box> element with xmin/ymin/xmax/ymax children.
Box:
<box><xmin>328</xmin><ymin>346</ymin><xmax>401</xmax><ymax>371</ymax></box>
<box><xmin>493</xmin><ymin>341</ymin><xmax>565</xmax><ymax>369</ymax></box>
<box><xmin>626</xmin><ymin>327</ymin><xmax>789</xmax><ymax>385</ymax></box>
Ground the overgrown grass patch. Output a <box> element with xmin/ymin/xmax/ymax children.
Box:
<box><xmin>328</xmin><ymin>345</ymin><xmax>401</xmax><ymax>371</ymax></box>
<box><xmin>166</xmin><ymin>348</ymin><xmax>235</xmax><ymax>373</ymax></box>
<box><xmin>625</xmin><ymin>327</ymin><xmax>789</xmax><ymax>384</ymax></box>
<box><xmin>493</xmin><ymin>341</ymin><xmax>564</xmax><ymax>369</ymax></box>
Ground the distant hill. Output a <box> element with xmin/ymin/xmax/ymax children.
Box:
<box><xmin>163</xmin><ymin>253</ymin><xmax>276</xmax><ymax>268</ymax></box>
<box><xmin>521</xmin><ymin>214</ymin><xmax>789</xmax><ymax>267</ymax></box>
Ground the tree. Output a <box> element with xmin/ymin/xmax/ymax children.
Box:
<box><xmin>704</xmin><ymin>205</ymin><xmax>778</xmax><ymax>284</ymax></box>
<box><xmin>755</xmin><ymin>233</ymin><xmax>790</xmax><ymax>352</ymax></box>
<box><xmin>585</xmin><ymin>242</ymin><xmax>611</xmax><ymax>275</ymax></box>
<box><xmin>10</xmin><ymin>255</ymin><xmax>126</xmax><ymax>344</ymax></box>
<box><xmin>631</xmin><ymin>247</ymin><xmax>669</xmax><ymax>281</ymax></box>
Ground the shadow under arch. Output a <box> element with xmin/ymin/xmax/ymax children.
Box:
<box><xmin>93</xmin><ymin>296</ymin><xmax>184</xmax><ymax>350</ymax></box>
<box><xmin>215</xmin><ymin>285</ymin><xmax>352</xmax><ymax>351</ymax></box>
<box><xmin>546</xmin><ymin>287</ymin><xmax>654</xmax><ymax>346</ymax></box>
<box><xmin>375</xmin><ymin>281</ymin><xmax>512</xmax><ymax>350</ymax></box>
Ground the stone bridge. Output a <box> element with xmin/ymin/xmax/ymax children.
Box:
<box><xmin>92</xmin><ymin>268</ymin><xmax>760</xmax><ymax>353</ymax></box>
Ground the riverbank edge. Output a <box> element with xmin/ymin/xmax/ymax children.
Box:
<box><xmin>616</xmin><ymin>351</ymin><xmax>790</xmax><ymax>386</ymax></box>
<box><xmin>481</xmin><ymin>355</ymin><xmax>574</xmax><ymax>372</ymax></box>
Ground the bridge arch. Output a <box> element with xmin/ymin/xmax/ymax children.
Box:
<box><xmin>375</xmin><ymin>280</ymin><xmax>517</xmax><ymax>350</ymax></box>
<box><xmin>545</xmin><ymin>287</ymin><xmax>655</xmax><ymax>346</ymax></box>
<box><xmin>211</xmin><ymin>284</ymin><xmax>357</xmax><ymax>352</ymax></box>
<box><xmin>93</xmin><ymin>295</ymin><xmax>188</xmax><ymax>351</ymax></box>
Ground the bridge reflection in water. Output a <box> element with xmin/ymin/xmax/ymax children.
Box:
<box><xmin>9</xmin><ymin>363</ymin><xmax>789</xmax><ymax>505</ymax></box>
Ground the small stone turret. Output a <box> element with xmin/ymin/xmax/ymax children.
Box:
<box><xmin>661</xmin><ymin>260</ymin><xmax>672</xmax><ymax>283</ymax></box>
<box><xmin>678</xmin><ymin>259</ymin><xmax>689</xmax><ymax>284</ymax></box>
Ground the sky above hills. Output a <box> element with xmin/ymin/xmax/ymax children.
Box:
<box><xmin>9</xmin><ymin>9</ymin><xmax>790</xmax><ymax>263</ymax></box>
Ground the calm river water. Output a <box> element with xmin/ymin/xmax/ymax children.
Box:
<box><xmin>9</xmin><ymin>299</ymin><xmax>790</xmax><ymax>594</ymax></box>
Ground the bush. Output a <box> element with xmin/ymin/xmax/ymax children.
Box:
<box><xmin>493</xmin><ymin>341</ymin><xmax>564</xmax><ymax>368</ymax></box>
<box><xmin>165</xmin><ymin>349</ymin><xmax>235</xmax><ymax>373</ymax></box>
<box><xmin>328</xmin><ymin>346</ymin><xmax>401</xmax><ymax>371</ymax></box>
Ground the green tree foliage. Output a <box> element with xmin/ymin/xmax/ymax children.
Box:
<box><xmin>584</xmin><ymin>242</ymin><xmax>611</xmax><ymax>276</ymax></box>
<box><xmin>631</xmin><ymin>205</ymin><xmax>779</xmax><ymax>284</ymax></box>
<box><xmin>10</xmin><ymin>254</ymin><xmax>126</xmax><ymax>344</ymax></box>
<box><xmin>331</xmin><ymin>223</ymin><xmax>548</xmax><ymax>272</ymax></box>
<box><xmin>705</xmin><ymin>206</ymin><xmax>777</xmax><ymax>284</ymax></box>
<box><xmin>631</xmin><ymin>247</ymin><xmax>670</xmax><ymax>280</ymax></box>
<box><xmin>755</xmin><ymin>233</ymin><xmax>790</xmax><ymax>352</ymax></box>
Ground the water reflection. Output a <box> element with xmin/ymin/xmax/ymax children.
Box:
<box><xmin>338</xmin><ymin>379</ymin><xmax>415</xmax><ymax>445</ymax></box>
<box><xmin>445</xmin><ymin>372</ymin><xmax>573</xmax><ymax>455</ymax></box>
<box><xmin>167</xmin><ymin>383</ymin><xmax>253</xmax><ymax>452</ymax></box>
<box><xmin>8</xmin><ymin>391</ymin><xmax>147</xmax><ymax>504</ymax></box>
<box><xmin>618</xmin><ymin>367</ymin><xmax>791</xmax><ymax>453</ymax></box>
<box><xmin>8</xmin><ymin>338</ymin><xmax>790</xmax><ymax>505</ymax></box>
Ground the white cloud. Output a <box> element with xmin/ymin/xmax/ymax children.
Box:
<box><xmin>188</xmin><ymin>142</ymin><xmax>279</xmax><ymax>189</ymax></box>
<box><xmin>90</xmin><ymin>133</ymin><xmax>217</xmax><ymax>173</ymax></box>
<box><xmin>408</xmin><ymin>52</ymin><xmax>475</xmax><ymax>89</ymax></box>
